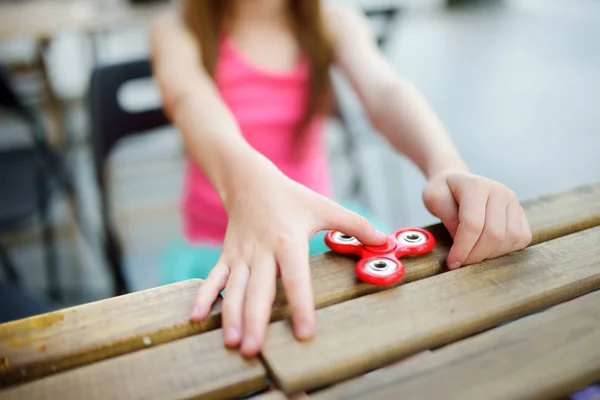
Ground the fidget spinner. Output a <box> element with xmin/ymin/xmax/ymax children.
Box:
<box><xmin>324</xmin><ymin>228</ymin><xmax>436</xmax><ymax>286</ymax></box>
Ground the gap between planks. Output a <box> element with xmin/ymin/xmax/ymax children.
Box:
<box><xmin>1</xmin><ymin>182</ymin><xmax>599</xmax><ymax>386</ymax></box>
<box><xmin>0</xmin><ymin>329</ymin><xmax>267</xmax><ymax>400</ymax></box>
<box><xmin>309</xmin><ymin>289</ymin><xmax>600</xmax><ymax>400</ymax></box>
<box><xmin>261</xmin><ymin>225</ymin><xmax>600</xmax><ymax>394</ymax></box>
<box><xmin>270</xmin><ymin>181</ymin><xmax>600</xmax><ymax>318</ymax></box>
<box><xmin>0</xmin><ymin>279</ymin><xmax>221</xmax><ymax>386</ymax></box>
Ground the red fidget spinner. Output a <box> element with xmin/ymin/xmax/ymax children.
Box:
<box><xmin>324</xmin><ymin>228</ymin><xmax>436</xmax><ymax>286</ymax></box>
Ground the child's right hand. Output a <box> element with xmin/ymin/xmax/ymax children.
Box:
<box><xmin>189</xmin><ymin>160</ymin><xmax>388</xmax><ymax>357</ymax></box>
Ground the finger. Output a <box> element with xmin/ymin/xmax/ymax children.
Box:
<box><xmin>422</xmin><ymin>183</ymin><xmax>460</xmax><ymax>237</ymax></box>
<box><xmin>277</xmin><ymin>237</ymin><xmax>315</xmax><ymax>342</ymax></box>
<box><xmin>240</xmin><ymin>257</ymin><xmax>277</xmax><ymax>357</ymax></box>
<box><xmin>519</xmin><ymin>208</ymin><xmax>533</xmax><ymax>248</ymax></box>
<box><xmin>489</xmin><ymin>200</ymin><xmax>522</xmax><ymax>258</ymax></box>
<box><xmin>464</xmin><ymin>195</ymin><xmax>508</xmax><ymax>264</ymax></box>
<box><xmin>317</xmin><ymin>200</ymin><xmax>387</xmax><ymax>246</ymax></box>
<box><xmin>221</xmin><ymin>263</ymin><xmax>250</xmax><ymax>348</ymax></box>
<box><xmin>446</xmin><ymin>187</ymin><xmax>489</xmax><ymax>269</ymax></box>
<box><xmin>190</xmin><ymin>263</ymin><xmax>229</xmax><ymax>321</ymax></box>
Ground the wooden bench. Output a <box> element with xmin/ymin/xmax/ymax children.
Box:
<box><xmin>1</xmin><ymin>182</ymin><xmax>600</xmax><ymax>399</ymax></box>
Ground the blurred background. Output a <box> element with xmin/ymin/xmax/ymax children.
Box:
<box><xmin>0</xmin><ymin>0</ymin><xmax>599</xmax><ymax>309</ymax></box>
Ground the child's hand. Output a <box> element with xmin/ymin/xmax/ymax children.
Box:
<box><xmin>422</xmin><ymin>171</ymin><xmax>532</xmax><ymax>270</ymax></box>
<box><xmin>189</xmin><ymin>162</ymin><xmax>388</xmax><ymax>357</ymax></box>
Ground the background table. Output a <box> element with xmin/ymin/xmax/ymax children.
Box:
<box><xmin>1</xmin><ymin>181</ymin><xmax>599</xmax><ymax>399</ymax></box>
<box><xmin>0</xmin><ymin>0</ymin><xmax>172</xmax><ymax>146</ymax></box>
<box><xmin>0</xmin><ymin>0</ymin><xmax>171</xmax><ymax>41</ymax></box>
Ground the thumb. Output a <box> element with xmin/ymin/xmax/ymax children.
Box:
<box><xmin>317</xmin><ymin>201</ymin><xmax>388</xmax><ymax>246</ymax></box>
<box><xmin>422</xmin><ymin>180</ymin><xmax>460</xmax><ymax>238</ymax></box>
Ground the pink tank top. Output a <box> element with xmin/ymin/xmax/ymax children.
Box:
<box><xmin>181</xmin><ymin>36</ymin><xmax>332</xmax><ymax>244</ymax></box>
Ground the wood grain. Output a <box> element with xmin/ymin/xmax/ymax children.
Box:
<box><xmin>0</xmin><ymin>329</ymin><xmax>266</xmax><ymax>400</ymax></box>
<box><xmin>522</xmin><ymin>182</ymin><xmax>600</xmax><ymax>243</ymax></box>
<box><xmin>271</xmin><ymin>181</ymin><xmax>600</xmax><ymax>320</ymax></box>
<box><xmin>1</xmin><ymin>182</ymin><xmax>599</xmax><ymax>387</ymax></box>
<box><xmin>0</xmin><ymin>279</ymin><xmax>221</xmax><ymax>386</ymax></box>
<box><xmin>251</xmin><ymin>390</ymin><xmax>311</xmax><ymax>400</ymax></box>
<box><xmin>310</xmin><ymin>290</ymin><xmax>600</xmax><ymax>400</ymax></box>
<box><xmin>262</xmin><ymin>226</ymin><xmax>600</xmax><ymax>394</ymax></box>
<box><xmin>251</xmin><ymin>391</ymin><xmax>291</xmax><ymax>400</ymax></box>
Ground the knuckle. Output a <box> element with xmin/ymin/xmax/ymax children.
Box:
<box><xmin>472</xmin><ymin>176</ymin><xmax>487</xmax><ymax>189</ymax></box>
<box><xmin>520</xmin><ymin>230</ymin><xmax>533</xmax><ymax>248</ymax></box>
<box><xmin>507</xmin><ymin>226</ymin><xmax>522</xmax><ymax>245</ymax></box>
<box><xmin>422</xmin><ymin>186</ymin><xmax>445</xmax><ymax>205</ymax></box>
<box><xmin>463</xmin><ymin>217</ymin><xmax>484</xmax><ymax>234</ymax></box>
<box><xmin>275</xmin><ymin>232</ymin><xmax>295</xmax><ymax>249</ymax></box>
<box><xmin>208</xmin><ymin>264</ymin><xmax>228</xmax><ymax>280</ymax></box>
<box><xmin>487</xmin><ymin>226</ymin><xmax>505</xmax><ymax>243</ymax></box>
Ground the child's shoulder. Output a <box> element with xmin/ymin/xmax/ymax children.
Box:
<box><xmin>322</xmin><ymin>3</ymin><xmax>374</xmax><ymax>46</ymax></box>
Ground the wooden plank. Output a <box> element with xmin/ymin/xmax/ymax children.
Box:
<box><xmin>310</xmin><ymin>290</ymin><xmax>600</xmax><ymax>400</ymax></box>
<box><xmin>2</xmin><ymin>182</ymin><xmax>599</xmax><ymax>387</ymax></box>
<box><xmin>262</xmin><ymin>226</ymin><xmax>600</xmax><ymax>394</ymax></box>
<box><xmin>251</xmin><ymin>391</ymin><xmax>310</xmax><ymax>400</ymax></box>
<box><xmin>271</xmin><ymin>181</ymin><xmax>600</xmax><ymax>319</ymax></box>
<box><xmin>0</xmin><ymin>279</ymin><xmax>221</xmax><ymax>386</ymax></box>
<box><xmin>251</xmin><ymin>392</ymin><xmax>290</xmax><ymax>400</ymax></box>
<box><xmin>522</xmin><ymin>182</ymin><xmax>600</xmax><ymax>243</ymax></box>
<box><xmin>0</xmin><ymin>329</ymin><xmax>266</xmax><ymax>400</ymax></box>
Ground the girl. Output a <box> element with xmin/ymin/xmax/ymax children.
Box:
<box><xmin>150</xmin><ymin>0</ymin><xmax>532</xmax><ymax>358</ymax></box>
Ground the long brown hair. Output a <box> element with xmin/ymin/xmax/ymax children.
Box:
<box><xmin>182</xmin><ymin>0</ymin><xmax>334</xmax><ymax>140</ymax></box>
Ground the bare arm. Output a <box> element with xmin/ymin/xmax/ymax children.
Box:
<box><xmin>150</xmin><ymin>12</ymin><xmax>273</xmax><ymax>206</ymax></box>
<box><xmin>150</xmin><ymin>11</ymin><xmax>387</xmax><ymax>356</ymax></box>
<box><xmin>325</xmin><ymin>5</ymin><xmax>531</xmax><ymax>271</ymax></box>
<box><xmin>325</xmin><ymin>5</ymin><xmax>468</xmax><ymax>179</ymax></box>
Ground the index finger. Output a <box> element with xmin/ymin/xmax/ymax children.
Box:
<box><xmin>447</xmin><ymin>188</ymin><xmax>489</xmax><ymax>269</ymax></box>
<box><xmin>276</xmin><ymin>238</ymin><xmax>315</xmax><ymax>341</ymax></box>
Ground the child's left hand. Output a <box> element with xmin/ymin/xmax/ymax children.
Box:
<box><xmin>422</xmin><ymin>171</ymin><xmax>532</xmax><ymax>270</ymax></box>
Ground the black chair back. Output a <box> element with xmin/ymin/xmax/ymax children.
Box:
<box><xmin>88</xmin><ymin>58</ymin><xmax>170</xmax><ymax>295</ymax></box>
<box><xmin>365</xmin><ymin>6</ymin><xmax>402</xmax><ymax>49</ymax></box>
<box><xmin>0</xmin><ymin>65</ymin><xmax>26</xmax><ymax>113</ymax></box>
<box><xmin>0</xmin><ymin>65</ymin><xmax>48</xmax><ymax>152</ymax></box>
<box><xmin>89</xmin><ymin>59</ymin><xmax>169</xmax><ymax>165</ymax></box>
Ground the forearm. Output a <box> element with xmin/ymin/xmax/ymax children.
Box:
<box><xmin>370</xmin><ymin>77</ymin><xmax>468</xmax><ymax>179</ymax></box>
<box><xmin>150</xmin><ymin>13</ymin><xmax>275</xmax><ymax>209</ymax></box>
<box><xmin>171</xmin><ymin>90</ymin><xmax>274</xmax><ymax>207</ymax></box>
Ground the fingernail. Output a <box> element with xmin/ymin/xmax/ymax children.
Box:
<box><xmin>449</xmin><ymin>262</ymin><xmax>461</xmax><ymax>270</ymax></box>
<box><xmin>242</xmin><ymin>334</ymin><xmax>258</xmax><ymax>353</ymax></box>
<box><xmin>191</xmin><ymin>306</ymin><xmax>203</xmax><ymax>319</ymax></box>
<box><xmin>225</xmin><ymin>326</ymin><xmax>240</xmax><ymax>343</ymax></box>
<box><xmin>296</xmin><ymin>323</ymin><xmax>312</xmax><ymax>340</ymax></box>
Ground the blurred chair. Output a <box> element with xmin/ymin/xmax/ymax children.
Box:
<box><xmin>364</xmin><ymin>6</ymin><xmax>402</xmax><ymax>49</ymax></box>
<box><xmin>0</xmin><ymin>64</ymin><xmax>74</xmax><ymax>302</ymax></box>
<box><xmin>89</xmin><ymin>59</ymin><xmax>169</xmax><ymax>296</ymax></box>
<box><xmin>88</xmin><ymin>5</ymin><xmax>401</xmax><ymax>296</ymax></box>
<box><xmin>0</xmin><ymin>280</ymin><xmax>53</xmax><ymax>324</ymax></box>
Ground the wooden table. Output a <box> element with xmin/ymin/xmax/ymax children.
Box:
<box><xmin>1</xmin><ymin>181</ymin><xmax>600</xmax><ymax>399</ymax></box>
<box><xmin>0</xmin><ymin>0</ymin><xmax>172</xmax><ymax>147</ymax></box>
<box><xmin>0</xmin><ymin>0</ymin><xmax>171</xmax><ymax>41</ymax></box>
